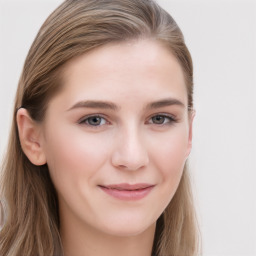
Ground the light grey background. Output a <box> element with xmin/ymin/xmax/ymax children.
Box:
<box><xmin>0</xmin><ymin>0</ymin><xmax>255</xmax><ymax>255</ymax></box>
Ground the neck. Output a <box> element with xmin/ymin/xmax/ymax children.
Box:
<box><xmin>60</xmin><ymin>216</ymin><xmax>156</xmax><ymax>256</ymax></box>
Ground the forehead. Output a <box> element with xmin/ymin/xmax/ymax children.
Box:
<box><xmin>51</xmin><ymin>39</ymin><xmax>187</xmax><ymax>110</ymax></box>
<box><xmin>63</xmin><ymin>39</ymin><xmax>185</xmax><ymax>81</ymax></box>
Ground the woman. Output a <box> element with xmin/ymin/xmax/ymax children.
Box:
<box><xmin>0</xmin><ymin>0</ymin><xmax>200</xmax><ymax>255</ymax></box>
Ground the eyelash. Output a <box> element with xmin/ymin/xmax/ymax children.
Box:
<box><xmin>78</xmin><ymin>115</ymin><xmax>109</xmax><ymax>127</ymax></box>
<box><xmin>147</xmin><ymin>114</ymin><xmax>177</xmax><ymax>125</ymax></box>
<box><xmin>78</xmin><ymin>113</ymin><xmax>177</xmax><ymax>128</ymax></box>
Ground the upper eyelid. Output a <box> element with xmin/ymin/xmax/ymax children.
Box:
<box><xmin>147</xmin><ymin>113</ymin><xmax>177</xmax><ymax>120</ymax></box>
<box><xmin>78</xmin><ymin>114</ymin><xmax>109</xmax><ymax>124</ymax></box>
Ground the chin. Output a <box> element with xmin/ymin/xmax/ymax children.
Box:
<box><xmin>99</xmin><ymin>218</ymin><xmax>156</xmax><ymax>237</ymax></box>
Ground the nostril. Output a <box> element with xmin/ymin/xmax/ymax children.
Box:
<box><xmin>112</xmin><ymin>156</ymin><xmax>149</xmax><ymax>171</ymax></box>
<box><xmin>118</xmin><ymin>165</ymin><xmax>127</xmax><ymax>169</ymax></box>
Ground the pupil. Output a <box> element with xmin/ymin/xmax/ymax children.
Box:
<box><xmin>153</xmin><ymin>116</ymin><xmax>164</xmax><ymax>124</ymax></box>
<box><xmin>89</xmin><ymin>117</ymin><xmax>101</xmax><ymax>125</ymax></box>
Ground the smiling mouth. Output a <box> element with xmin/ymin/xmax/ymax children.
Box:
<box><xmin>98</xmin><ymin>183</ymin><xmax>154</xmax><ymax>200</ymax></box>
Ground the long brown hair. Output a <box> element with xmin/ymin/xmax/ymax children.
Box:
<box><xmin>0</xmin><ymin>0</ymin><xmax>200</xmax><ymax>255</ymax></box>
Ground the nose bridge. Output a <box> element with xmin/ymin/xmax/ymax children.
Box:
<box><xmin>111</xmin><ymin>122</ymin><xmax>149</xmax><ymax>171</ymax></box>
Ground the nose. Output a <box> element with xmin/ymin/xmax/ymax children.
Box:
<box><xmin>111</xmin><ymin>127</ymin><xmax>149</xmax><ymax>171</ymax></box>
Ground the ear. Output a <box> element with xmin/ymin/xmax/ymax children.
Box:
<box><xmin>186</xmin><ymin>110</ymin><xmax>196</xmax><ymax>158</ymax></box>
<box><xmin>16</xmin><ymin>108</ymin><xmax>46</xmax><ymax>166</ymax></box>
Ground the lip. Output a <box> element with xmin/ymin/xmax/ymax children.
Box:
<box><xmin>99</xmin><ymin>183</ymin><xmax>155</xmax><ymax>201</ymax></box>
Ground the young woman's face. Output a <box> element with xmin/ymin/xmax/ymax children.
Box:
<box><xmin>41</xmin><ymin>39</ymin><xmax>194</xmax><ymax>237</ymax></box>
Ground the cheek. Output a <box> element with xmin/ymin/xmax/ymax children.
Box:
<box><xmin>151</xmin><ymin>126</ymin><xmax>189</xmax><ymax>168</ymax></box>
<box><xmin>150</xmin><ymin>127</ymin><xmax>189</xmax><ymax>194</ymax></box>
<box><xmin>43</xmin><ymin>125</ymin><xmax>111</xmax><ymax>188</ymax></box>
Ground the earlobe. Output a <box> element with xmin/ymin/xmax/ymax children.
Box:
<box><xmin>186</xmin><ymin>110</ymin><xmax>196</xmax><ymax>158</ymax></box>
<box><xmin>16</xmin><ymin>108</ymin><xmax>46</xmax><ymax>166</ymax></box>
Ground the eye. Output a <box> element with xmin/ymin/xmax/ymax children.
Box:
<box><xmin>148</xmin><ymin>114</ymin><xmax>176</xmax><ymax>125</ymax></box>
<box><xmin>79</xmin><ymin>115</ymin><xmax>108</xmax><ymax>126</ymax></box>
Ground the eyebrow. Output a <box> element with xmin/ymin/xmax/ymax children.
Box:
<box><xmin>146</xmin><ymin>98</ymin><xmax>185</xmax><ymax>110</ymax></box>
<box><xmin>67</xmin><ymin>100</ymin><xmax>119</xmax><ymax>111</ymax></box>
<box><xmin>67</xmin><ymin>98</ymin><xmax>185</xmax><ymax>112</ymax></box>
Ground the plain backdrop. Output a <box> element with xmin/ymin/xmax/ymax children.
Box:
<box><xmin>0</xmin><ymin>0</ymin><xmax>255</xmax><ymax>255</ymax></box>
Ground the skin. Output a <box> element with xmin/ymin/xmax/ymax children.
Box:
<box><xmin>17</xmin><ymin>39</ymin><xmax>194</xmax><ymax>256</ymax></box>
